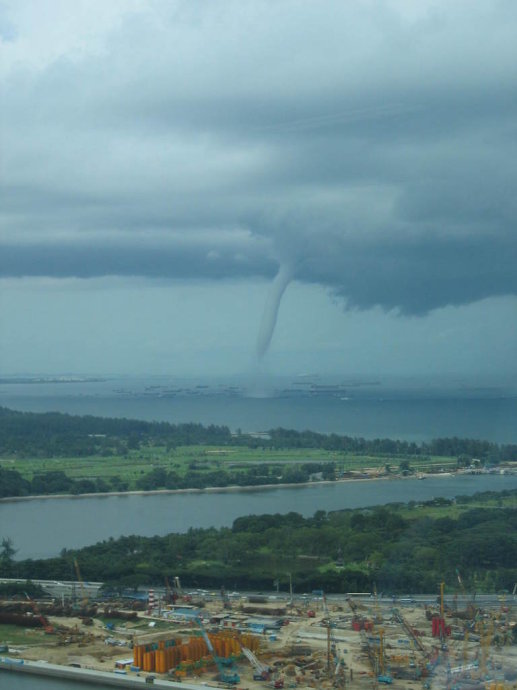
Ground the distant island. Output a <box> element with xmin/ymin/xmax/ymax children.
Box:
<box><xmin>0</xmin><ymin>406</ymin><xmax>515</xmax><ymax>500</ymax></box>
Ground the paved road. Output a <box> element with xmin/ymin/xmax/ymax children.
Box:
<box><xmin>1</xmin><ymin>578</ymin><xmax>511</xmax><ymax>611</ymax></box>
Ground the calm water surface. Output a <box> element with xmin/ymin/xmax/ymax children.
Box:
<box><xmin>2</xmin><ymin>474</ymin><xmax>516</xmax><ymax>560</ymax></box>
<box><xmin>0</xmin><ymin>674</ymin><xmax>109</xmax><ymax>690</ymax></box>
<box><xmin>1</xmin><ymin>375</ymin><xmax>517</xmax><ymax>443</ymax></box>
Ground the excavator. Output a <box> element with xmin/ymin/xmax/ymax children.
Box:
<box><xmin>24</xmin><ymin>593</ymin><xmax>55</xmax><ymax>634</ymax></box>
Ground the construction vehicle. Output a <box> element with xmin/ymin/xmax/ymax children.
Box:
<box><xmin>173</xmin><ymin>576</ymin><xmax>191</xmax><ymax>602</ymax></box>
<box><xmin>24</xmin><ymin>593</ymin><xmax>55</xmax><ymax>634</ymax></box>
<box><xmin>242</xmin><ymin>646</ymin><xmax>270</xmax><ymax>680</ymax></box>
<box><xmin>73</xmin><ymin>558</ymin><xmax>98</xmax><ymax>622</ymax></box>
<box><xmin>322</xmin><ymin>594</ymin><xmax>339</xmax><ymax>675</ymax></box>
<box><xmin>220</xmin><ymin>585</ymin><xmax>232</xmax><ymax>610</ymax></box>
<box><xmin>164</xmin><ymin>576</ymin><xmax>178</xmax><ymax>605</ymax></box>
<box><xmin>378</xmin><ymin>674</ymin><xmax>393</xmax><ymax>684</ymax></box>
<box><xmin>454</xmin><ymin>568</ymin><xmax>478</xmax><ymax>619</ymax></box>
<box><xmin>392</xmin><ymin>609</ymin><xmax>426</xmax><ymax>654</ymax></box>
<box><xmin>194</xmin><ymin>617</ymin><xmax>240</xmax><ymax>684</ymax></box>
<box><xmin>376</xmin><ymin>628</ymin><xmax>393</xmax><ymax>684</ymax></box>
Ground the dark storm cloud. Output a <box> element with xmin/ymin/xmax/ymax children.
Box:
<box><xmin>307</xmin><ymin>235</ymin><xmax>517</xmax><ymax>314</ymax></box>
<box><xmin>1</xmin><ymin>0</ymin><xmax>517</xmax><ymax>314</ymax></box>
<box><xmin>0</xmin><ymin>240</ymin><xmax>277</xmax><ymax>281</ymax></box>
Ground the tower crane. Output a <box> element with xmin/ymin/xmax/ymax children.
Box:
<box><xmin>74</xmin><ymin>558</ymin><xmax>89</xmax><ymax>608</ymax></box>
<box><xmin>373</xmin><ymin>582</ymin><xmax>382</xmax><ymax>623</ymax></box>
<box><xmin>322</xmin><ymin>594</ymin><xmax>340</xmax><ymax>677</ymax></box>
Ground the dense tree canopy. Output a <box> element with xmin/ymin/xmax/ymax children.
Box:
<box><xmin>1</xmin><ymin>406</ymin><xmax>515</xmax><ymax>461</ymax></box>
<box><xmin>2</xmin><ymin>490</ymin><xmax>515</xmax><ymax>595</ymax></box>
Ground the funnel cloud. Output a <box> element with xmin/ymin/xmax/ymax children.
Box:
<box><xmin>256</xmin><ymin>264</ymin><xmax>294</xmax><ymax>359</ymax></box>
<box><xmin>1</xmin><ymin>1</ymin><xmax>517</xmax><ymax>374</ymax></box>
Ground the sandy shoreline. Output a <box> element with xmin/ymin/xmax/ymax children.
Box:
<box><xmin>0</xmin><ymin>471</ymin><xmax>454</xmax><ymax>504</ymax></box>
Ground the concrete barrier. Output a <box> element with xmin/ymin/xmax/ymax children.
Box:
<box><xmin>0</xmin><ymin>657</ymin><xmax>205</xmax><ymax>688</ymax></box>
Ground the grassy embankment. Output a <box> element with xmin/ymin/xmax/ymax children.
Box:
<box><xmin>396</xmin><ymin>489</ymin><xmax>517</xmax><ymax>519</ymax></box>
<box><xmin>0</xmin><ymin>624</ymin><xmax>43</xmax><ymax>646</ymax></box>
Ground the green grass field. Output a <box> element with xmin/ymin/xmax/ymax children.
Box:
<box><xmin>397</xmin><ymin>490</ymin><xmax>517</xmax><ymax>520</ymax></box>
<box><xmin>1</xmin><ymin>443</ymin><xmax>459</xmax><ymax>489</ymax></box>
<box><xmin>0</xmin><ymin>624</ymin><xmax>47</xmax><ymax>646</ymax></box>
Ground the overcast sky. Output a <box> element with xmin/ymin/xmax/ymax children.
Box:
<box><xmin>1</xmin><ymin>0</ymin><xmax>516</xmax><ymax>377</ymax></box>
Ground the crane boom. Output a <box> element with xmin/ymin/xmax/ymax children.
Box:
<box><xmin>193</xmin><ymin>618</ymin><xmax>240</xmax><ymax>684</ymax></box>
<box><xmin>74</xmin><ymin>558</ymin><xmax>89</xmax><ymax>607</ymax></box>
<box><xmin>322</xmin><ymin>594</ymin><xmax>341</xmax><ymax>676</ymax></box>
<box><xmin>25</xmin><ymin>593</ymin><xmax>54</xmax><ymax>634</ymax></box>
<box><xmin>241</xmin><ymin>647</ymin><xmax>269</xmax><ymax>677</ymax></box>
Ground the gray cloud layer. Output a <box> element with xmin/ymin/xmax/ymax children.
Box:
<box><xmin>1</xmin><ymin>1</ymin><xmax>516</xmax><ymax>314</ymax></box>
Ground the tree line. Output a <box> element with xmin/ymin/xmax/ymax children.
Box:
<box><xmin>0</xmin><ymin>407</ymin><xmax>231</xmax><ymax>458</ymax></box>
<box><xmin>1</xmin><ymin>406</ymin><xmax>515</xmax><ymax>462</ymax></box>
<box><xmin>0</xmin><ymin>462</ymin><xmax>338</xmax><ymax>499</ymax></box>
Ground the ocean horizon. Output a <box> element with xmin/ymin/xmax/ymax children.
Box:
<box><xmin>1</xmin><ymin>373</ymin><xmax>516</xmax><ymax>443</ymax></box>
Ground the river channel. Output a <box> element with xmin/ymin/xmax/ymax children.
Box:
<box><xmin>2</xmin><ymin>474</ymin><xmax>516</xmax><ymax>560</ymax></box>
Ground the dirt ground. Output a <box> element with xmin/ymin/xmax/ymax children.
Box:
<box><xmin>2</xmin><ymin>597</ymin><xmax>516</xmax><ymax>689</ymax></box>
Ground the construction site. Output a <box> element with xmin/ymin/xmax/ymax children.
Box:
<box><xmin>1</xmin><ymin>574</ymin><xmax>517</xmax><ymax>689</ymax></box>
